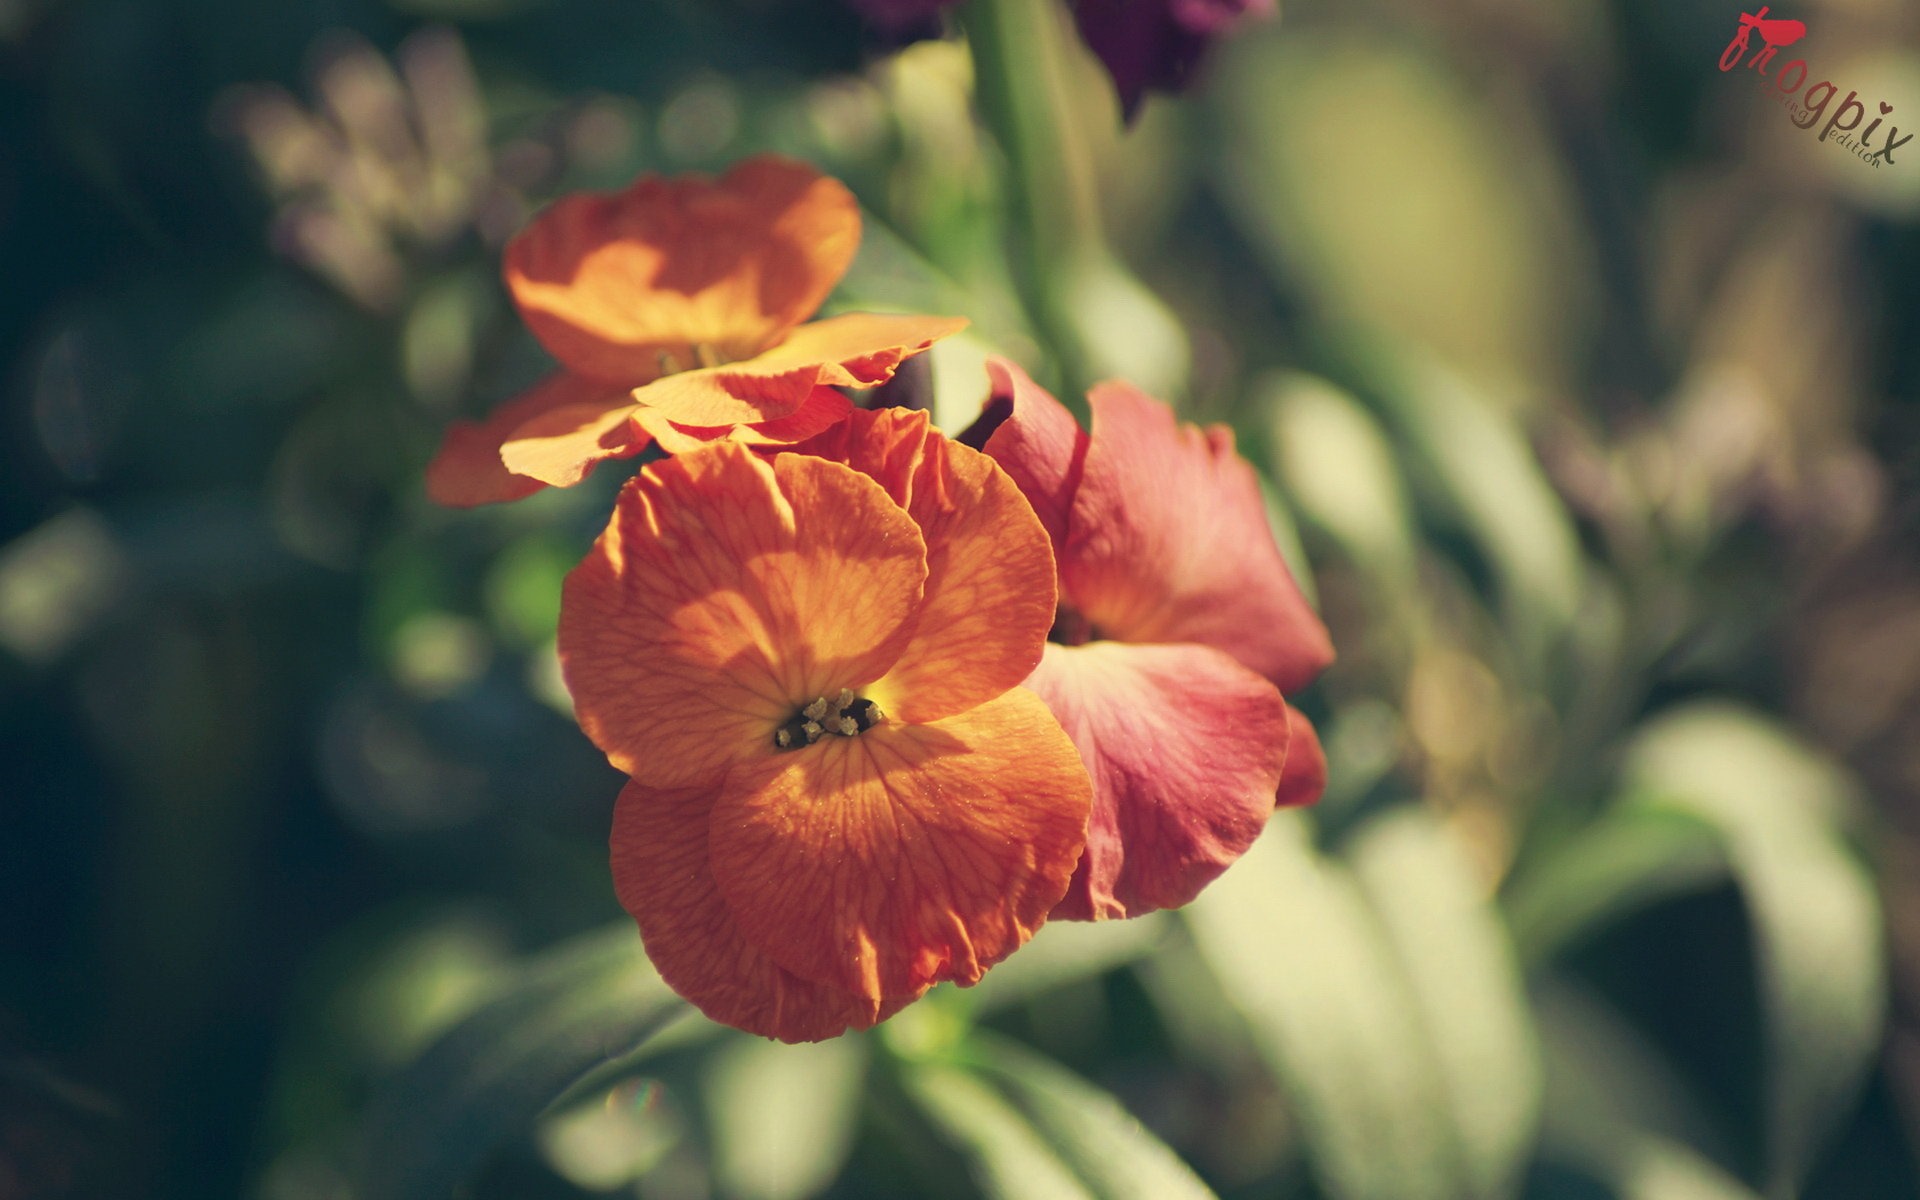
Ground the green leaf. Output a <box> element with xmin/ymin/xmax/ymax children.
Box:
<box><xmin>1259</xmin><ymin>475</ymin><xmax>1320</xmax><ymax>611</ymax></box>
<box><xmin>355</xmin><ymin>924</ymin><xmax>689</xmax><ymax>1200</ymax></box>
<box><xmin>1183</xmin><ymin>813</ymin><xmax>1465</xmax><ymax>1200</ymax></box>
<box><xmin>1049</xmin><ymin>249</ymin><xmax>1191</xmax><ymax>402</ymax></box>
<box><xmin>1602</xmin><ymin>1141</ymin><xmax>1771</xmax><ymax>1200</ymax></box>
<box><xmin>0</xmin><ymin>508</ymin><xmax>132</xmax><ymax>665</ymax></box>
<box><xmin>1502</xmin><ymin>805</ymin><xmax>1729</xmax><ymax>968</ymax></box>
<box><xmin>1535</xmin><ymin>980</ymin><xmax>1761</xmax><ymax>1200</ymax></box>
<box><xmin>1346</xmin><ymin>809</ymin><xmax>1541</xmax><ymax>1200</ymax></box>
<box><xmin>1369</xmin><ymin>353</ymin><xmax>1586</xmax><ymax>650</ymax></box>
<box><xmin>481</xmin><ymin>534</ymin><xmax>577</xmax><ymax>649</ymax></box>
<box><xmin>706</xmin><ymin>1035</ymin><xmax>868</xmax><ymax>1200</ymax></box>
<box><xmin>834</xmin><ymin>210</ymin><xmax>1039</xmax><ymax>362</ymax></box>
<box><xmin>1210</xmin><ymin>29</ymin><xmax>1593</xmax><ymax>401</ymax></box>
<box><xmin>1258</xmin><ymin>371</ymin><xmax>1420</xmax><ymax>591</ymax></box>
<box><xmin>967</xmin><ymin>910</ymin><xmax>1172</xmax><ymax>1014</ymax></box>
<box><xmin>967</xmin><ymin>1033</ymin><xmax>1218</xmax><ymax>1200</ymax></box>
<box><xmin>901</xmin><ymin>1061</ymin><xmax>1097</xmax><ymax>1200</ymax></box>
<box><xmin>1621</xmin><ymin>703</ymin><xmax>1887</xmax><ymax>1194</ymax></box>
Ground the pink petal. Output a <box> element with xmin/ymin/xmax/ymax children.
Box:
<box><xmin>960</xmin><ymin>357</ymin><xmax>1088</xmax><ymax>551</ymax></box>
<box><xmin>1062</xmin><ymin>381</ymin><xmax>1333</xmax><ymax>693</ymax></box>
<box><xmin>1276</xmin><ymin>703</ymin><xmax>1327</xmax><ymax>809</ymax></box>
<box><xmin>1025</xmin><ymin>640</ymin><xmax>1290</xmax><ymax>921</ymax></box>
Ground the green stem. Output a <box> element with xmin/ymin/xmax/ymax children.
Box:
<box><xmin>958</xmin><ymin>0</ymin><xmax>1110</xmax><ymax>402</ymax></box>
<box><xmin>961</xmin><ymin>0</ymin><xmax>1193</xmax><ymax>403</ymax></box>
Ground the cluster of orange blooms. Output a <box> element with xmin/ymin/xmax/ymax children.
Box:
<box><xmin>429</xmin><ymin>156</ymin><xmax>1332</xmax><ymax>1043</ymax></box>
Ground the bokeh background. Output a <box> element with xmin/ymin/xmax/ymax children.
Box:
<box><xmin>4</xmin><ymin>0</ymin><xmax>1920</xmax><ymax>1197</ymax></box>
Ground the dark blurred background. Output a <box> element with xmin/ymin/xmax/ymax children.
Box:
<box><xmin>3</xmin><ymin>0</ymin><xmax>1919</xmax><ymax>1197</ymax></box>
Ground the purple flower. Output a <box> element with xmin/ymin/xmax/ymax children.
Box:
<box><xmin>845</xmin><ymin>0</ymin><xmax>1274</xmax><ymax>116</ymax></box>
<box><xmin>1071</xmin><ymin>0</ymin><xmax>1274</xmax><ymax>117</ymax></box>
<box><xmin>844</xmin><ymin>0</ymin><xmax>951</xmax><ymax>38</ymax></box>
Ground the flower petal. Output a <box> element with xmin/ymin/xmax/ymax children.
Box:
<box><xmin>960</xmin><ymin>357</ymin><xmax>1088</xmax><ymax>550</ymax></box>
<box><xmin>505</xmin><ymin>155</ymin><xmax>861</xmax><ymax>380</ymax></box>
<box><xmin>1063</xmin><ymin>381</ymin><xmax>1333</xmax><ymax>692</ymax></box>
<box><xmin>612</xmin><ymin>781</ymin><xmax>925</xmax><ymax>1043</ymax></box>
<box><xmin>788</xmin><ymin>408</ymin><xmax>1058</xmax><ymax>723</ymax></box>
<box><xmin>559</xmin><ymin>445</ymin><xmax>927</xmax><ymax>789</ymax></box>
<box><xmin>426</xmin><ymin>373</ymin><xmax>629</xmax><ymax>506</ymax></box>
<box><xmin>633</xmin><ymin>386</ymin><xmax>856</xmax><ymax>456</ymax></box>
<box><xmin>1275</xmin><ymin>703</ymin><xmax>1327</xmax><ymax>809</ymax></box>
<box><xmin>631</xmin><ymin>313</ymin><xmax>967</xmax><ymax>428</ymax></box>
<box><xmin>706</xmin><ymin>688</ymin><xmax>1091</xmax><ymax>1000</ymax></box>
<box><xmin>1025</xmin><ymin>640</ymin><xmax>1290</xmax><ymax>921</ymax></box>
<box><xmin>497</xmin><ymin>396</ymin><xmax>650</xmax><ymax>490</ymax></box>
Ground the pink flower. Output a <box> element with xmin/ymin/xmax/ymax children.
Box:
<box><xmin>961</xmin><ymin>359</ymin><xmax>1333</xmax><ymax>920</ymax></box>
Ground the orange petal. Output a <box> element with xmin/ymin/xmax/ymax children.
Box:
<box><xmin>632</xmin><ymin>386</ymin><xmax>856</xmax><ymax>456</ymax></box>
<box><xmin>559</xmin><ymin>445</ymin><xmax>927</xmax><ymax>789</ymax></box>
<box><xmin>1064</xmin><ymin>381</ymin><xmax>1334</xmax><ymax>693</ymax></box>
<box><xmin>706</xmin><ymin>688</ymin><xmax>1091</xmax><ymax>1000</ymax></box>
<box><xmin>1275</xmin><ymin>703</ymin><xmax>1327</xmax><ymax>809</ymax></box>
<box><xmin>1025</xmin><ymin>640</ymin><xmax>1290</xmax><ymax>921</ymax></box>
<box><xmin>612</xmin><ymin>781</ymin><xmax>926</xmax><ymax>1043</ymax></box>
<box><xmin>788</xmin><ymin>408</ymin><xmax>1058</xmax><ymax>723</ymax></box>
<box><xmin>631</xmin><ymin>313</ymin><xmax>967</xmax><ymax>428</ymax></box>
<box><xmin>959</xmin><ymin>357</ymin><xmax>1088</xmax><ymax>550</ymax></box>
<box><xmin>497</xmin><ymin>394</ymin><xmax>650</xmax><ymax>490</ymax></box>
<box><xmin>425</xmin><ymin>372</ymin><xmax>629</xmax><ymax>506</ymax></box>
<box><xmin>505</xmin><ymin>156</ymin><xmax>861</xmax><ymax>380</ymax></box>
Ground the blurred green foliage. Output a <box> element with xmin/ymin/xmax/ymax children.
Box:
<box><xmin>4</xmin><ymin>0</ymin><xmax>1920</xmax><ymax>1198</ymax></box>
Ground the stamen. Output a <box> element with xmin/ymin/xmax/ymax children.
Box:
<box><xmin>692</xmin><ymin>343</ymin><xmax>721</xmax><ymax>369</ymax></box>
<box><xmin>774</xmin><ymin>692</ymin><xmax>886</xmax><ymax>750</ymax></box>
<box><xmin>773</xmin><ymin>714</ymin><xmax>818</xmax><ymax>749</ymax></box>
<box><xmin>840</xmin><ymin>698</ymin><xmax>883</xmax><ymax>732</ymax></box>
<box><xmin>657</xmin><ymin>350</ymin><xmax>680</xmax><ymax>376</ymax></box>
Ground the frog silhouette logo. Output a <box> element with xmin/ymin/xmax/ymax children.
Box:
<box><xmin>1712</xmin><ymin>4</ymin><xmax>1910</xmax><ymax>166</ymax></box>
<box><xmin>1720</xmin><ymin>6</ymin><xmax>1808</xmax><ymax>73</ymax></box>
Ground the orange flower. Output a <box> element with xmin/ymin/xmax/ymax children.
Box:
<box><xmin>962</xmin><ymin>360</ymin><xmax>1334</xmax><ymax>921</ymax></box>
<box><xmin>561</xmin><ymin>408</ymin><xmax>1091</xmax><ymax>1041</ymax></box>
<box><xmin>427</xmin><ymin>156</ymin><xmax>964</xmax><ymax>506</ymax></box>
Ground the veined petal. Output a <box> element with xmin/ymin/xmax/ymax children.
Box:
<box><xmin>559</xmin><ymin>446</ymin><xmax>927</xmax><ymax>789</ymax></box>
<box><xmin>789</xmin><ymin>408</ymin><xmax>1058</xmax><ymax>723</ymax></box>
<box><xmin>706</xmin><ymin>689</ymin><xmax>1091</xmax><ymax>1001</ymax></box>
<box><xmin>612</xmin><ymin>781</ymin><xmax>925</xmax><ymax>1043</ymax></box>
<box><xmin>960</xmin><ymin>357</ymin><xmax>1088</xmax><ymax>550</ymax></box>
<box><xmin>631</xmin><ymin>313</ymin><xmax>966</xmax><ymax>428</ymax></box>
<box><xmin>1026</xmin><ymin>640</ymin><xmax>1289</xmax><ymax>921</ymax></box>
<box><xmin>1064</xmin><ymin>381</ymin><xmax>1333</xmax><ymax>692</ymax></box>
<box><xmin>633</xmin><ymin>386</ymin><xmax>855</xmax><ymax>456</ymax></box>
<box><xmin>505</xmin><ymin>156</ymin><xmax>861</xmax><ymax>380</ymax></box>
<box><xmin>1276</xmin><ymin>703</ymin><xmax>1327</xmax><ymax>809</ymax></box>
<box><xmin>426</xmin><ymin>372</ymin><xmax>629</xmax><ymax>506</ymax></box>
<box><xmin>498</xmin><ymin>395</ymin><xmax>650</xmax><ymax>489</ymax></box>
